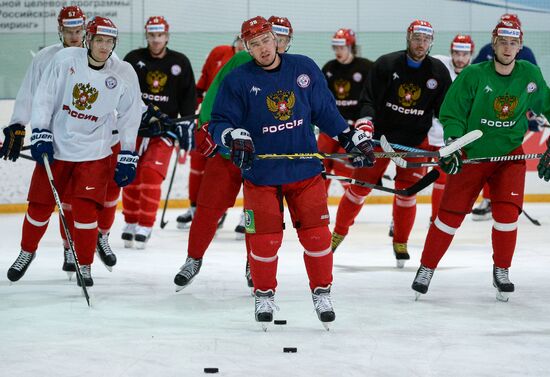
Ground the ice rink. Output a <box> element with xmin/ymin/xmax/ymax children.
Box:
<box><xmin>1</xmin><ymin>203</ymin><xmax>549</xmax><ymax>377</ymax></box>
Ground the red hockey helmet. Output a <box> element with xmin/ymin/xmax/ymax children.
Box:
<box><xmin>57</xmin><ymin>5</ymin><xmax>86</xmax><ymax>28</ymax></box>
<box><xmin>268</xmin><ymin>16</ymin><xmax>293</xmax><ymax>37</ymax></box>
<box><xmin>86</xmin><ymin>17</ymin><xmax>118</xmax><ymax>39</ymax></box>
<box><xmin>241</xmin><ymin>16</ymin><xmax>273</xmax><ymax>43</ymax></box>
<box><xmin>500</xmin><ymin>13</ymin><xmax>521</xmax><ymax>28</ymax></box>
<box><xmin>332</xmin><ymin>28</ymin><xmax>356</xmax><ymax>47</ymax></box>
<box><xmin>492</xmin><ymin>19</ymin><xmax>523</xmax><ymax>43</ymax></box>
<box><xmin>145</xmin><ymin>16</ymin><xmax>170</xmax><ymax>33</ymax></box>
<box><xmin>407</xmin><ymin>19</ymin><xmax>434</xmax><ymax>39</ymax></box>
<box><xmin>451</xmin><ymin>34</ymin><xmax>475</xmax><ymax>53</ymax></box>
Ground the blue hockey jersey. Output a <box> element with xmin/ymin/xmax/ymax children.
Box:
<box><xmin>210</xmin><ymin>53</ymin><xmax>348</xmax><ymax>185</ymax></box>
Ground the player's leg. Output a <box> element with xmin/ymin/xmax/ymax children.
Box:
<box><xmin>176</xmin><ymin>150</ymin><xmax>207</xmax><ymax>229</ymax></box>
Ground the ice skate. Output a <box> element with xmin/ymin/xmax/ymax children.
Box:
<box><xmin>388</xmin><ymin>219</ymin><xmax>394</xmax><ymax>237</ymax></box>
<box><xmin>174</xmin><ymin>257</ymin><xmax>202</xmax><ymax>292</ymax></box>
<box><xmin>8</xmin><ymin>250</ymin><xmax>36</xmax><ymax>282</ymax></box>
<box><xmin>312</xmin><ymin>285</ymin><xmax>335</xmax><ymax>331</ymax></box>
<box><xmin>412</xmin><ymin>265</ymin><xmax>435</xmax><ymax>300</ymax></box>
<box><xmin>176</xmin><ymin>205</ymin><xmax>196</xmax><ymax>229</ymax></box>
<box><xmin>472</xmin><ymin>199</ymin><xmax>492</xmax><ymax>221</ymax></box>
<box><xmin>96</xmin><ymin>232</ymin><xmax>117</xmax><ymax>272</ymax></box>
<box><xmin>245</xmin><ymin>259</ymin><xmax>253</xmax><ymax>294</ymax></box>
<box><xmin>254</xmin><ymin>289</ymin><xmax>278</xmax><ymax>331</ymax></box>
<box><xmin>62</xmin><ymin>247</ymin><xmax>76</xmax><ymax>280</ymax></box>
<box><xmin>121</xmin><ymin>222</ymin><xmax>137</xmax><ymax>248</ymax></box>
<box><xmin>493</xmin><ymin>265</ymin><xmax>514</xmax><ymax>302</ymax></box>
<box><xmin>235</xmin><ymin>212</ymin><xmax>246</xmax><ymax>240</ymax></box>
<box><xmin>134</xmin><ymin>225</ymin><xmax>152</xmax><ymax>250</ymax></box>
<box><xmin>77</xmin><ymin>264</ymin><xmax>93</xmax><ymax>287</ymax></box>
<box><xmin>217</xmin><ymin>212</ymin><xmax>227</xmax><ymax>230</ymax></box>
<box><xmin>393</xmin><ymin>243</ymin><xmax>410</xmax><ymax>268</ymax></box>
<box><xmin>331</xmin><ymin>232</ymin><xmax>346</xmax><ymax>252</ymax></box>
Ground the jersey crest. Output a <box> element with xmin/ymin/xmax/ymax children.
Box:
<box><xmin>72</xmin><ymin>83</ymin><xmax>99</xmax><ymax>111</ymax></box>
<box><xmin>266</xmin><ymin>90</ymin><xmax>295</xmax><ymax>121</ymax></box>
<box><xmin>333</xmin><ymin>79</ymin><xmax>351</xmax><ymax>100</ymax></box>
<box><xmin>146</xmin><ymin>70</ymin><xmax>168</xmax><ymax>94</ymax></box>
<box><xmin>398</xmin><ymin>83</ymin><xmax>421</xmax><ymax>107</ymax></box>
<box><xmin>493</xmin><ymin>94</ymin><xmax>518</xmax><ymax>120</ymax></box>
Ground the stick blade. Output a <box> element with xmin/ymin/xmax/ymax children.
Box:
<box><xmin>402</xmin><ymin>169</ymin><xmax>440</xmax><ymax>196</ymax></box>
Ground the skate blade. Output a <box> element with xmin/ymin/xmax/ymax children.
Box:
<box><xmin>135</xmin><ymin>242</ymin><xmax>147</xmax><ymax>250</ymax></box>
<box><xmin>175</xmin><ymin>284</ymin><xmax>187</xmax><ymax>292</ymax></box>
<box><xmin>176</xmin><ymin>222</ymin><xmax>191</xmax><ymax>230</ymax></box>
<box><xmin>235</xmin><ymin>232</ymin><xmax>245</xmax><ymax>241</ymax></box>
<box><xmin>123</xmin><ymin>240</ymin><xmax>134</xmax><ymax>248</ymax></box>
<box><xmin>414</xmin><ymin>292</ymin><xmax>422</xmax><ymax>301</ymax></box>
<box><xmin>322</xmin><ymin>322</ymin><xmax>331</xmax><ymax>331</ymax></box>
<box><xmin>66</xmin><ymin>271</ymin><xmax>75</xmax><ymax>281</ymax></box>
<box><xmin>472</xmin><ymin>214</ymin><xmax>492</xmax><ymax>222</ymax></box>
<box><xmin>103</xmin><ymin>264</ymin><xmax>113</xmax><ymax>272</ymax></box>
<box><xmin>396</xmin><ymin>260</ymin><xmax>406</xmax><ymax>269</ymax></box>
<box><xmin>260</xmin><ymin>322</ymin><xmax>270</xmax><ymax>332</ymax></box>
<box><xmin>496</xmin><ymin>290</ymin><xmax>510</xmax><ymax>302</ymax></box>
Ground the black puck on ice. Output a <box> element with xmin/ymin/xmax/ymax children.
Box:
<box><xmin>204</xmin><ymin>367</ymin><xmax>219</xmax><ymax>373</ymax></box>
<box><xmin>283</xmin><ymin>347</ymin><xmax>297</xmax><ymax>353</ymax></box>
<box><xmin>274</xmin><ymin>319</ymin><xmax>287</xmax><ymax>325</ymax></box>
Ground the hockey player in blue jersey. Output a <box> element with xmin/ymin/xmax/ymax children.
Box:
<box><xmin>209</xmin><ymin>16</ymin><xmax>376</xmax><ymax>330</ymax></box>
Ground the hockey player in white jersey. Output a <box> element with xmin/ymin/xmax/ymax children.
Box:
<box><xmin>6</xmin><ymin>16</ymin><xmax>142</xmax><ymax>287</ymax></box>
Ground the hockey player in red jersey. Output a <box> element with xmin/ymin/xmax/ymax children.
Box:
<box><xmin>6</xmin><ymin>16</ymin><xmax>142</xmax><ymax>287</ymax></box>
<box><xmin>330</xmin><ymin>20</ymin><xmax>452</xmax><ymax>269</ymax></box>
<box><xmin>122</xmin><ymin>16</ymin><xmax>196</xmax><ymax>249</ymax></box>
<box><xmin>318</xmin><ymin>28</ymin><xmax>374</xmax><ymax>193</ymax></box>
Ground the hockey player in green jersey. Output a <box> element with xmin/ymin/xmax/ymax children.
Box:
<box><xmin>412</xmin><ymin>19</ymin><xmax>550</xmax><ymax>302</ymax></box>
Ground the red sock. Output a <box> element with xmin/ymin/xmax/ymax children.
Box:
<box><xmin>420</xmin><ymin>209</ymin><xmax>465</xmax><ymax>269</ymax></box>
<box><xmin>298</xmin><ymin>226</ymin><xmax>333</xmax><ymax>290</ymax></box>
<box><xmin>187</xmin><ymin>206</ymin><xmax>228</xmax><ymax>259</ymax></box>
<box><xmin>334</xmin><ymin>186</ymin><xmax>370</xmax><ymax>236</ymax></box>
<box><xmin>98</xmin><ymin>181</ymin><xmax>121</xmax><ymax>233</ymax></box>
<box><xmin>59</xmin><ymin>201</ymin><xmax>74</xmax><ymax>249</ymax></box>
<box><xmin>188</xmin><ymin>151</ymin><xmax>207</xmax><ymax>204</ymax></box>
<box><xmin>21</xmin><ymin>202</ymin><xmax>55</xmax><ymax>253</ymax></box>
<box><xmin>392</xmin><ymin>180</ymin><xmax>417</xmax><ymax>244</ymax></box>
<box><xmin>139</xmin><ymin>167</ymin><xmax>163</xmax><ymax>227</ymax></box>
<box><xmin>248</xmin><ymin>233</ymin><xmax>282</xmax><ymax>292</ymax></box>
<box><xmin>72</xmin><ymin>198</ymin><xmax>99</xmax><ymax>265</ymax></box>
<box><xmin>122</xmin><ymin>174</ymin><xmax>141</xmax><ymax>224</ymax></box>
<box><xmin>430</xmin><ymin>168</ymin><xmax>446</xmax><ymax>223</ymax></box>
<box><xmin>491</xmin><ymin>202</ymin><xmax>520</xmax><ymax>268</ymax></box>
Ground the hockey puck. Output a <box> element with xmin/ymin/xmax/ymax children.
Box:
<box><xmin>274</xmin><ymin>319</ymin><xmax>287</xmax><ymax>325</ymax></box>
<box><xmin>283</xmin><ymin>347</ymin><xmax>297</xmax><ymax>353</ymax></box>
<box><xmin>204</xmin><ymin>367</ymin><xmax>219</xmax><ymax>373</ymax></box>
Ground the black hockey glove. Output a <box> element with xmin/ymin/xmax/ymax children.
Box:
<box><xmin>139</xmin><ymin>103</ymin><xmax>172</xmax><ymax>137</ymax></box>
<box><xmin>222</xmin><ymin>128</ymin><xmax>254</xmax><ymax>170</ymax></box>
<box><xmin>167</xmin><ymin>119</ymin><xmax>195</xmax><ymax>151</ymax></box>
<box><xmin>0</xmin><ymin>123</ymin><xmax>26</xmax><ymax>161</ymax></box>
<box><xmin>439</xmin><ymin>138</ymin><xmax>463</xmax><ymax>175</ymax></box>
<box><xmin>337</xmin><ymin>125</ymin><xmax>375</xmax><ymax>168</ymax></box>
<box><xmin>30</xmin><ymin>128</ymin><xmax>54</xmax><ymax>165</ymax></box>
<box><xmin>537</xmin><ymin>138</ymin><xmax>550</xmax><ymax>182</ymax></box>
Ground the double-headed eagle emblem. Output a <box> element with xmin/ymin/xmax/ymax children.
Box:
<box><xmin>72</xmin><ymin>83</ymin><xmax>99</xmax><ymax>111</ymax></box>
<box><xmin>398</xmin><ymin>83</ymin><xmax>421</xmax><ymax>107</ymax></box>
<box><xmin>493</xmin><ymin>94</ymin><xmax>518</xmax><ymax>120</ymax></box>
<box><xmin>266</xmin><ymin>90</ymin><xmax>295</xmax><ymax>121</ymax></box>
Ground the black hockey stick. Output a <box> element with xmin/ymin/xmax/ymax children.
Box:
<box><xmin>521</xmin><ymin>208</ymin><xmax>541</xmax><ymax>226</ymax></box>
<box><xmin>323</xmin><ymin>169</ymin><xmax>440</xmax><ymax>196</ymax></box>
<box><xmin>160</xmin><ymin>147</ymin><xmax>180</xmax><ymax>229</ymax></box>
<box><xmin>257</xmin><ymin>150</ymin><xmax>442</xmax><ymax>160</ymax></box>
<box><xmin>43</xmin><ymin>155</ymin><xmax>91</xmax><ymax>307</ymax></box>
<box><xmin>384</xmin><ymin>153</ymin><xmax>543</xmax><ymax>169</ymax></box>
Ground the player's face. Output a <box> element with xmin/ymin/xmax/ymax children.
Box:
<box><xmin>62</xmin><ymin>26</ymin><xmax>84</xmax><ymax>47</ymax></box>
<box><xmin>247</xmin><ymin>33</ymin><xmax>278</xmax><ymax>67</ymax></box>
<box><xmin>333</xmin><ymin>45</ymin><xmax>352</xmax><ymax>64</ymax></box>
<box><xmin>146</xmin><ymin>32</ymin><xmax>169</xmax><ymax>56</ymax></box>
<box><xmin>451</xmin><ymin>50</ymin><xmax>472</xmax><ymax>72</ymax></box>
<box><xmin>89</xmin><ymin>35</ymin><xmax>115</xmax><ymax>62</ymax></box>
<box><xmin>407</xmin><ymin>33</ymin><xmax>432</xmax><ymax>61</ymax></box>
<box><xmin>276</xmin><ymin>35</ymin><xmax>290</xmax><ymax>53</ymax></box>
<box><xmin>493</xmin><ymin>36</ymin><xmax>521</xmax><ymax>65</ymax></box>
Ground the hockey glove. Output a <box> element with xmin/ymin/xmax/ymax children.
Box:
<box><xmin>195</xmin><ymin>122</ymin><xmax>219</xmax><ymax>158</ymax></box>
<box><xmin>439</xmin><ymin>138</ymin><xmax>463</xmax><ymax>175</ymax></box>
<box><xmin>139</xmin><ymin>103</ymin><xmax>172</xmax><ymax>137</ymax></box>
<box><xmin>337</xmin><ymin>126</ymin><xmax>376</xmax><ymax>168</ymax></box>
<box><xmin>30</xmin><ymin>128</ymin><xmax>54</xmax><ymax>165</ymax></box>
<box><xmin>114</xmin><ymin>150</ymin><xmax>139</xmax><ymax>187</ymax></box>
<box><xmin>222</xmin><ymin>128</ymin><xmax>254</xmax><ymax>170</ymax></box>
<box><xmin>537</xmin><ymin>138</ymin><xmax>550</xmax><ymax>182</ymax></box>
<box><xmin>167</xmin><ymin>119</ymin><xmax>195</xmax><ymax>151</ymax></box>
<box><xmin>0</xmin><ymin>123</ymin><xmax>26</xmax><ymax>161</ymax></box>
<box><xmin>526</xmin><ymin>109</ymin><xmax>548</xmax><ymax>132</ymax></box>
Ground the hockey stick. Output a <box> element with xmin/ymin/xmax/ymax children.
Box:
<box><xmin>257</xmin><ymin>150</ymin><xmax>443</xmax><ymax>160</ymax></box>
<box><xmin>383</xmin><ymin>153</ymin><xmax>543</xmax><ymax>169</ymax></box>
<box><xmin>159</xmin><ymin>147</ymin><xmax>180</xmax><ymax>229</ymax></box>
<box><xmin>323</xmin><ymin>169</ymin><xmax>440</xmax><ymax>196</ymax></box>
<box><xmin>521</xmin><ymin>208</ymin><xmax>541</xmax><ymax>226</ymax></box>
<box><xmin>42</xmin><ymin>155</ymin><xmax>91</xmax><ymax>307</ymax></box>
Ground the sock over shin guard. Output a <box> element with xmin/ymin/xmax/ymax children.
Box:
<box><xmin>248</xmin><ymin>232</ymin><xmax>282</xmax><ymax>292</ymax></box>
<box><xmin>298</xmin><ymin>226</ymin><xmax>333</xmax><ymax>290</ymax></box>
<box><xmin>138</xmin><ymin>167</ymin><xmax>163</xmax><ymax>227</ymax></box>
<box><xmin>334</xmin><ymin>186</ymin><xmax>370</xmax><ymax>236</ymax></box>
<box><xmin>187</xmin><ymin>206</ymin><xmax>229</xmax><ymax>259</ymax></box>
<box><xmin>71</xmin><ymin>198</ymin><xmax>99</xmax><ymax>265</ymax></box>
<box><xmin>21</xmin><ymin>202</ymin><xmax>56</xmax><ymax>253</ymax></box>
<box><xmin>491</xmin><ymin>201</ymin><xmax>520</xmax><ymax>268</ymax></box>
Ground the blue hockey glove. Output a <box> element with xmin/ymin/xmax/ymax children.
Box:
<box><xmin>114</xmin><ymin>150</ymin><xmax>139</xmax><ymax>187</ymax></box>
<box><xmin>30</xmin><ymin>128</ymin><xmax>54</xmax><ymax>165</ymax></box>
<box><xmin>439</xmin><ymin>138</ymin><xmax>463</xmax><ymax>175</ymax></box>
<box><xmin>167</xmin><ymin>119</ymin><xmax>195</xmax><ymax>151</ymax></box>
<box><xmin>0</xmin><ymin>123</ymin><xmax>26</xmax><ymax>161</ymax></box>
<box><xmin>222</xmin><ymin>128</ymin><xmax>254</xmax><ymax>170</ymax></box>
<box><xmin>338</xmin><ymin>123</ymin><xmax>376</xmax><ymax>168</ymax></box>
<box><xmin>537</xmin><ymin>139</ymin><xmax>550</xmax><ymax>182</ymax></box>
<box><xmin>526</xmin><ymin>109</ymin><xmax>548</xmax><ymax>132</ymax></box>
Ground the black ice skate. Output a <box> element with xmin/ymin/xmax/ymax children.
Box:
<box><xmin>121</xmin><ymin>222</ymin><xmax>136</xmax><ymax>248</ymax></box>
<box><xmin>96</xmin><ymin>232</ymin><xmax>117</xmax><ymax>272</ymax></box>
<box><xmin>174</xmin><ymin>257</ymin><xmax>202</xmax><ymax>292</ymax></box>
<box><xmin>254</xmin><ymin>289</ymin><xmax>278</xmax><ymax>331</ymax></box>
<box><xmin>388</xmin><ymin>219</ymin><xmax>394</xmax><ymax>237</ymax></box>
<box><xmin>472</xmin><ymin>199</ymin><xmax>492</xmax><ymax>221</ymax></box>
<box><xmin>77</xmin><ymin>264</ymin><xmax>94</xmax><ymax>287</ymax></box>
<box><xmin>134</xmin><ymin>225</ymin><xmax>152</xmax><ymax>250</ymax></box>
<box><xmin>493</xmin><ymin>265</ymin><xmax>514</xmax><ymax>302</ymax></box>
<box><xmin>62</xmin><ymin>247</ymin><xmax>76</xmax><ymax>280</ymax></box>
<box><xmin>176</xmin><ymin>205</ymin><xmax>196</xmax><ymax>229</ymax></box>
<box><xmin>245</xmin><ymin>259</ymin><xmax>253</xmax><ymax>291</ymax></box>
<box><xmin>393</xmin><ymin>242</ymin><xmax>410</xmax><ymax>268</ymax></box>
<box><xmin>412</xmin><ymin>265</ymin><xmax>435</xmax><ymax>300</ymax></box>
<box><xmin>7</xmin><ymin>250</ymin><xmax>36</xmax><ymax>282</ymax></box>
<box><xmin>312</xmin><ymin>285</ymin><xmax>335</xmax><ymax>331</ymax></box>
<box><xmin>235</xmin><ymin>212</ymin><xmax>246</xmax><ymax>240</ymax></box>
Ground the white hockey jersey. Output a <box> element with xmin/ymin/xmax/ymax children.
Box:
<box><xmin>31</xmin><ymin>47</ymin><xmax>141</xmax><ymax>161</ymax></box>
<box><xmin>9</xmin><ymin>43</ymin><xmax>64</xmax><ymax>126</ymax></box>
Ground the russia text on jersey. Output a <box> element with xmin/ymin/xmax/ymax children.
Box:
<box><xmin>385</xmin><ymin>102</ymin><xmax>425</xmax><ymax>116</ymax></box>
<box><xmin>142</xmin><ymin>93</ymin><xmax>169</xmax><ymax>102</ymax></box>
<box><xmin>336</xmin><ymin>99</ymin><xmax>358</xmax><ymax>107</ymax></box>
<box><xmin>62</xmin><ymin>105</ymin><xmax>98</xmax><ymax>122</ymax></box>
<box><xmin>262</xmin><ymin>119</ymin><xmax>304</xmax><ymax>134</ymax></box>
<box><xmin>481</xmin><ymin>119</ymin><xmax>517</xmax><ymax>128</ymax></box>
